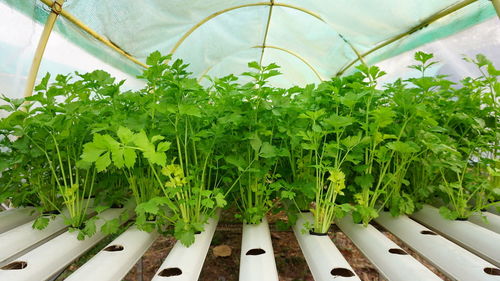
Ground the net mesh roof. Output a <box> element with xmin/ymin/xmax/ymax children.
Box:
<box><xmin>1</xmin><ymin>0</ymin><xmax>499</xmax><ymax>88</ymax></box>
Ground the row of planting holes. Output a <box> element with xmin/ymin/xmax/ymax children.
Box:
<box><xmin>1</xmin><ymin>230</ymin><xmax>499</xmax><ymax>277</ymax></box>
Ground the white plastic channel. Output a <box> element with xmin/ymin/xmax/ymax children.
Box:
<box><xmin>411</xmin><ymin>205</ymin><xmax>500</xmax><ymax>267</ymax></box>
<box><xmin>0</xmin><ymin>207</ymin><xmax>37</xmax><ymax>234</ymax></box>
<box><xmin>468</xmin><ymin>212</ymin><xmax>500</xmax><ymax>234</ymax></box>
<box><xmin>336</xmin><ymin>215</ymin><xmax>441</xmax><ymax>281</ymax></box>
<box><xmin>0</xmin><ymin>212</ymin><xmax>68</xmax><ymax>265</ymax></box>
<box><xmin>375</xmin><ymin>212</ymin><xmax>500</xmax><ymax>281</ymax></box>
<box><xmin>292</xmin><ymin>213</ymin><xmax>360</xmax><ymax>281</ymax></box>
<box><xmin>151</xmin><ymin>215</ymin><xmax>219</xmax><ymax>281</ymax></box>
<box><xmin>239</xmin><ymin>218</ymin><xmax>279</xmax><ymax>281</ymax></box>
<box><xmin>0</xmin><ymin>207</ymin><xmax>127</xmax><ymax>281</ymax></box>
<box><xmin>65</xmin><ymin>225</ymin><xmax>158</xmax><ymax>281</ymax></box>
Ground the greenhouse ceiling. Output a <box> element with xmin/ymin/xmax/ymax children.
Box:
<box><xmin>2</xmin><ymin>0</ymin><xmax>500</xmax><ymax>88</ymax></box>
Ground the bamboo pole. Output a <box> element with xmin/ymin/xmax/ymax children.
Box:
<box><xmin>253</xmin><ymin>45</ymin><xmax>324</xmax><ymax>81</ymax></box>
<box><xmin>23</xmin><ymin>0</ymin><xmax>64</xmax><ymax>98</ymax></box>
<box><xmin>38</xmin><ymin>0</ymin><xmax>147</xmax><ymax>69</ymax></box>
<box><xmin>169</xmin><ymin>2</ymin><xmax>323</xmax><ymax>55</ymax></box>
<box><xmin>493</xmin><ymin>0</ymin><xmax>500</xmax><ymax>18</ymax></box>
<box><xmin>259</xmin><ymin>0</ymin><xmax>274</xmax><ymax>67</ymax></box>
<box><xmin>336</xmin><ymin>0</ymin><xmax>478</xmax><ymax>76</ymax></box>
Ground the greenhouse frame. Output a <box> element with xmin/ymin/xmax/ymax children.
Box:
<box><xmin>0</xmin><ymin>0</ymin><xmax>499</xmax><ymax>280</ymax></box>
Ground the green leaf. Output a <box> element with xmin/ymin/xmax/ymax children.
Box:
<box><xmin>117</xmin><ymin>126</ymin><xmax>134</xmax><ymax>143</ymax></box>
<box><xmin>178</xmin><ymin>104</ymin><xmax>201</xmax><ymax>117</ymax></box>
<box><xmin>151</xmin><ymin>135</ymin><xmax>165</xmax><ymax>143</ymax></box>
<box><xmin>123</xmin><ymin>149</ymin><xmax>137</xmax><ymax>168</ymax></box>
<box><xmin>95</xmin><ymin>152</ymin><xmax>111</xmax><ymax>172</ymax></box>
<box><xmin>355</xmin><ymin>174</ymin><xmax>373</xmax><ymax>189</ymax></box>
<box><xmin>81</xmin><ymin>142</ymin><xmax>106</xmax><ymax>163</ymax></box>
<box><xmin>157</xmin><ymin>141</ymin><xmax>171</xmax><ymax>152</ymax></box>
<box><xmin>175</xmin><ymin>221</ymin><xmax>196</xmax><ymax>247</ymax></box>
<box><xmin>101</xmin><ymin>218</ymin><xmax>120</xmax><ymax>235</ymax></box>
<box><xmin>146</xmin><ymin>51</ymin><xmax>163</xmax><ymax>65</ymax></box>
<box><xmin>94</xmin><ymin>205</ymin><xmax>110</xmax><ymax>214</ymax></box>
<box><xmin>136</xmin><ymin>200</ymin><xmax>160</xmax><ymax>215</ymax></box>
<box><xmin>386</xmin><ymin>141</ymin><xmax>420</xmax><ymax>154</ymax></box>
<box><xmin>439</xmin><ymin>206</ymin><xmax>458</xmax><ymax>220</ymax></box>
<box><xmin>324</xmin><ymin>115</ymin><xmax>354</xmax><ymax>128</ymax></box>
<box><xmin>249</xmin><ymin>135</ymin><xmax>262</xmax><ymax>152</ymax></box>
<box><xmin>215</xmin><ymin>192</ymin><xmax>227</xmax><ymax>207</ymax></box>
<box><xmin>259</xmin><ymin>142</ymin><xmax>277</xmax><ymax>158</ymax></box>
<box><xmin>111</xmin><ymin>149</ymin><xmax>125</xmax><ymax>168</ymax></box>
<box><xmin>33</xmin><ymin>216</ymin><xmax>50</xmax><ymax>230</ymax></box>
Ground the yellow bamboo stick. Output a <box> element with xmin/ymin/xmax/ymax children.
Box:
<box><xmin>253</xmin><ymin>45</ymin><xmax>324</xmax><ymax>81</ymax></box>
<box><xmin>336</xmin><ymin>0</ymin><xmax>478</xmax><ymax>76</ymax></box>
<box><xmin>492</xmin><ymin>0</ymin><xmax>500</xmax><ymax>18</ymax></box>
<box><xmin>39</xmin><ymin>0</ymin><xmax>147</xmax><ymax>69</ymax></box>
<box><xmin>23</xmin><ymin>0</ymin><xmax>64</xmax><ymax>98</ymax></box>
<box><xmin>170</xmin><ymin>2</ymin><xmax>324</xmax><ymax>55</ymax></box>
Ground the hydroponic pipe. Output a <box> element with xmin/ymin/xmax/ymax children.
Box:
<box><xmin>375</xmin><ymin>212</ymin><xmax>500</xmax><ymax>281</ymax></box>
<box><xmin>0</xmin><ymin>207</ymin><xmax>37</xmax><ymax>234</ymax></box>
<box><xmin>0</xmin><ymin>206</ymin><xmax>94</xmax><ymax>265</ymax></box>
<box><xmin>468</xmin><ymin>212</ymin><xmax>500</xmax><ymax>234</ymax></box>
<box><xmin>239</xmin><ymin>218</ymin><xmax>279</xmax><ymax>281</ymax></box>
<box><xmin>65</xmin><ymin>226</ymin><xmax>158</xmax><ymax>281</ymax></box>
<box><xmin>411</xmin><ymin>204</ymin><xmax>500</xmax><ymax>267</ymax></box>
<box><xmin>336</xmin><ymin>215</ymin><xmax>441</xmax><ymax>281</ymax></box>
<box><xmin>0</xmin><ymin>207</ymin><xmax>130</xmax><ymax>281</ymax></box>
<box><xmin>151</xmin><ymin>214</ymin><xmax>219</xmax><ymax>281</ymax></box>
<box><xmin>292</xmin><ymin>213</ymin><xmax>360</xmax><ymax>281</ymax></box>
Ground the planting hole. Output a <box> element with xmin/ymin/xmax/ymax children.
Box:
<box><xmin>484</xmin><ymin>268</ymin><xmax>500</xmax><ymax>276</ymax></box>
<box><xmin>158</xmin><ymin>267</ymin><xmax>182</xmax><ymax>277</ymax></box>
<box><xmin>309</xmin><ymin>230</ymin><xmax>328</xmax><ymax>236</ymax></box>
<box><xmin>104</xmin><ymin>245</ymin><xmax>124</xmax><ymax>252</ymax></box>
<box><xmin>246</xmin><ymin>248</ymin><xmax>266</xmax><ymax>255</ymax></box>
<box><xmin>42</xmin><ymin>210</ymin><xmax>60</xmax><ymax>216</ymax></box>
<box><xmin>388</xmin><ymin>248</ymin><xmax>408</xmax><ymax>255</ymax></box>
<box><xmin>455</xmin><ymin>217</ymin><xmax>468</xmax><ymax>221</ymax></box>
<box><xmin>331</xmin><ymin>267</ymin><xmax>355</xmax><ymax>277</ymax></box>
<box><xmin>1</xmin><ymin>261</ymin><xmax>27</xmax><ymax>270</ymax></box>
<box><xmin>111</xmin><ymin>203</ymin><xmax>124</xmax><ymax>209</ymax></box>
<box><xmin>420</xmin><ymin>230</ymin><xmax>437</xmax><ymax>235</ymax></box>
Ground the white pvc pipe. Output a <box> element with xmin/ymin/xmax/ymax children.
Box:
<box><xmin>411</xmin><ymin>205</ymin><xmax>500</xmax><ymax>267</ymax></box>
<box><xmin>239</xmin><ymin>218</ymin><xmax>279</xmax><ymax>281</ymax></box>
<box><xmin>292</xmin><ymin>213</ymin><xmax>360</xmax><ymax>281</ymax></box>
<box><xmin>0</xmin><ymin>207</ymin><xmax>127</xmax><ymax>281</ymax></box>
<box><xmin>336</xmin><ymin>215</ymin><xmax>441</xmax><ymax>281</ymax></box>
<box><xmin>0</xmin><ymin>207</ymin><xmax>37</xmax><ymax>234</ymax></box>
<box><xmin>151</xmin><ymin>215</ymin><xmax>219</xmax><ymax>281</ymax></box>
<box><xmin>468</xmin><ymin>212</ymin><xmax>500</xmax><ymax>234</ymax></box>
<box><xmin>375</xmin><ymin>212</ymin><xmax>500</xmax><ymax>281</ymax></box>
<box><xmin>65</xmin><ymin>226</ymin><xmax>158</xmax><ymax>281</ymax></box>
<box><xmin>0</xmin><ymin>203</ymin><xmax>95</xmax><ymax>265</ymax></box>
<box><xmin>0</xmin><ymin>212</ymin><xmax>67</xmax><ymax>265</ymax></box>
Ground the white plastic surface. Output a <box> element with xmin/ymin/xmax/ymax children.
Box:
<box><xmin>239</xmin><ymin>218</ymin><xmax>279</xmax><ymax>281</ymax></box>
<box><xmin>411</xmin><ymin>205</ymin><xmax>500</xmax><ymax>267</ymax></box>
<box><xmin>0</xmin><ymin>207</ymin><xmax>37</xmax><ymax>234</ymax></box>
<box><xmin>151</xmin><ymin>216</ymin><xmax>219</xmax><ymax>281</ymax></box>
<box><xmin>292</xmin><ymin>213</ymin><xmax>360</xmax><ymax>281</ymax></box>
<box><xmin>65</xmin><ymin>226</ymin><xmax>158</xmax><ymax>281</ymax></box>
<box><xmin>0</xmin><ymin>207</ymin><xmax>127</xmax><ymax>281</ymax></box>
<box><xmin>375</xmin><ymin>212</ymin><xmax>500</xmax><ymax>281</ymax></box>
<box><xmin>0</xmin><ymin>213</ymin><xmax>67</xmax><ymax>264</ymax></box>
<box><xmin>336</xmin><ymin>215</ymin><xmax>441</xmax><ymax>281</ymax></box>
<box><xmin>468</xmin><ymin>212</ymin><xmax>500</xmax><ymax>234</ymax></box>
